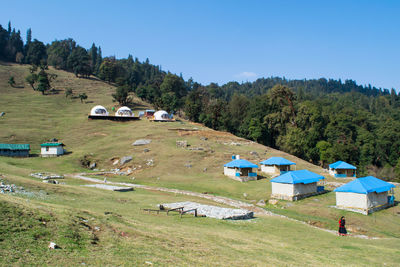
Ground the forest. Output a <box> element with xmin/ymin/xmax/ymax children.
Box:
<box><xmin>1</xmin><ymin>21</ymin><xmax>399</xmax><ymax>181</ymax></box>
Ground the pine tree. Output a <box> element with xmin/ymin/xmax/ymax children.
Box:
<box><xmin>26</xmin><ymin>28</ymin><xmax>32</xmax><ymax>45</ymax></box>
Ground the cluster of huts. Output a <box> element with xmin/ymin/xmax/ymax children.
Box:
<box><xmin>0</xmin><ymin>142</ymin><xmax>66</xmax><ymax>157</ymax></box>
<box><xmin>224</xmin><ymin>156</ymin><xmax>396</xmax><ymax>215</ymax></box>
<box><xmin>89</xmin><ymin>105</ymin><xmax>174</xmax><ymax>121</ymax></box>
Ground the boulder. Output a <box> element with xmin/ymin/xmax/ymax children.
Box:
<box><xmin>257</xmin><ymin>199</ymin><xmax>266</xmax><ymax>206</ymax></box>
<box><xmin>268</xmin><ymin>199</ymin><xmax>278</xmax><ymax>205</ymax></box>
<box><xmin>132</xmin><ymin>139</ymin><xmax>151</xmax><ymax>146</ymax></box>
<box><xmin>120</xmin><ymin>156</ymin><xmax>132</xmax><ymax>165</ymax></box>
<box><xmin>89</xmin><ymin>162</ymin><xmax>97</xmax><ymax>169</ymax></box>
<box><xmin>176</xmin><ymin>140</ymin><xmax>188</xmax><ymax>148</ymax></box>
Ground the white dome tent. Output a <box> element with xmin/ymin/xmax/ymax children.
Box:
<box><xmin>115</xmin><ymin>106</ymin><xmax>134</xmax><ymax>117</ymax></box>
<box><xmin>90</xmin><ymin>105</ymin><xmax>109</xmax><ymax>116</ymax></box>
<box><xmin>154</xmin><ymin>110</ymin><xmax>171</xmax><ymax>121</ymax></box>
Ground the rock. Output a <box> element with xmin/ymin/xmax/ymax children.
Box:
<box><xmin>94</xmin><ymin>226</ymin><xmax>100</xmax><ymax>231</ymax></box>
<box><xmin>203</xmin><ymin>168</ymin><xmax>207</xmax><ymax>172</ymax></box>
<box><xmin>188</xmin><ymin>147</ymin><xmax>204</xmax><ymax>151</ymax></box>
<box><xmin>113</xmin><ymin>159</ymin><xmax>119</xmax><ymax>165</ymax></box>
<box><xmin>200</xmin><ymin>137</ymin><xmax>208</xmax><ymax>141</ymax></box>
<box><xmin>257</xmin><ymin>199</ymin><xmax>266</xmax><ymax>206</ymax></box>
<box><xmin>250</xmin><ymin>151</ymin><xmax>259</xmax><ymax>156</ymax></box>
<box><xmin>132</xmin><ymin>139</ymin><xmax>151</xmax><ymax>146</ymax></box>
<box><xmin>120</xmin><ymin>156</ymin><xmax>133</xmax><ymax>165</ymax></box>
<box><xmin>48</xmin><ymin>242</ymin><xmax>59</xmax><ymax>249</ymax></box>
<box><xmin>176</xmin><ymin>140</ymin><xmax>188</xmax><ymax>148</ymax></box>
<box><xmin>0</xmin><ymin>112</ymin><xmax>5</xmax><ymax>117</ymax></box>
<box><xmin>146</xmin><ymin>159</ymin><xmax>154</xmax><ymax>166</ymax></box>
<box><xmin>243</xmin><ymin>193</ymin><xmax>248</xmax><ymax>198</ymax></box>
<box><xmin>145</xmin><ymin>261</ymin><xmax>153</xmax><ymax>266</ymax></box>
<box><xmin>184</xmin><ymin>164</ymin><xmax>192</xmax><ymax>168</ymax></box>
<box><xmin>89</xmin><ymin>162</ymin><xmax>97</xmax><ymax>169</ymax></box>
<box><xmin>143</xmin><ymin>148</ymin><xmax>150</xmax><ymax>153</ymax></box>
<box><xmin>126</xmin><ymin>168</ymin><xmax>133</xmax><ymax>174</ymax></box>
<box><xmin>268</xmin><ymin>199</ymin><xmax>278</xmax><ymax>205</ymax></box>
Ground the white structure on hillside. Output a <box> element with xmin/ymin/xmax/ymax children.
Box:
<box><xmin>223</xmin><ymin>155</ymin><xmax>258</xmax><ymax>182</ymax></box>
<box><xmin>329</xmin><ymin>161</ymin><xmax>356</xmax><ymax>178</ymax></box>
<box><xmin>40</xmin><ymin>142</ymin><xmax>65</xmax><ymax>157</ymax></box>
<box><xmin>154</xmin><ymin>110</ymin><xmax>171</xmax><ymax>121</ymax></box>
<box><xmin>115</xmin><ymin>106</ymin><xmax>134</xmax><ymax>117</ymax></box>
<box><xmin>334</xmin><ymin>176</ymin><xmax>395</xmax><ymax>215</ymax></box>
<box><xmin>260</xmin><ymin>157</ymin><xmax>296</xmax><ymax>176</ymax></box>
<box><xmin>90</xmin><ymin>105</ymin><xmax>109</xmax><ymax>116</ymax></box>
<box><xmin>270</xmin><ymin>170</ymin><xmax>325</xmax><ymax>201</ymax></box>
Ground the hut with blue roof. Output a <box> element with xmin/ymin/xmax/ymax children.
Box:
<box><xmin>224</xmin><ymin>155</ymin><xmax>258</xmax><ymax>182</ymax></box>
<box><xmin>270</xmin><ymin>170</ymin><xmax>325</xmax><ymax>201</ymax></box>
<box><xmin>334</xmin><ymin>176</ymin><xmax>395</xmax><ymax>215</ymax></box>
<box><xmin>260</xmin><ymin>157</ymin><xmax>296</xmax><ymax>175</ymax></box>
<box><xmin>40</xmin><ymin>142</ymin><xmax>65</xmax><ymax>157</ymax></box>
<box><xmin>0</xmin><ymin>144</ymin><xmax>30</xmax><ymax>157</ymax></box>
<box><xmin>329</xmin><ymin>161</ymin><xmax>356</xmax><ymax>178</ymax></box>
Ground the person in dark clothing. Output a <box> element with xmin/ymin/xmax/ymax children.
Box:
<box><xmin>338</xmin><ymin>216</ymin><xmax>347</xmax><ymax>236</ymax></box>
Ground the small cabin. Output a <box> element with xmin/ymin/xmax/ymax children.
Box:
<box><xmin>224</xmin><ymin>156</ymin><xmax>258</xmax><ymax>182</ymax></box>
<box><xmin>144</xmin><ymin>109</ymin><xmax>155</xmax><ymax>118</ymax></box>
<box><xmin>260</xmin><ymin>157</ymin><xmax>296</xmax><ymax>176</ymax></box>
<box><xmin>40</xmin><ymin>142</ymin><xmax>65</xmax><ymax>157</ymax></box>
<box><xmin>270</xmin><ymin>170</ymin><xmax>325</xmax><ymax>201</ymax></box>
<box><xmin>329</xmin><ymin>161</ymin><xmax>356</xmax><ymax>178</ymax></box>
<box><xmin>334</xmin><ymin>176</ymin><xmax>395</xmax><ymax>215</ymax></box>
<box><xmin>0</xmin><ymin>144</ymin><xmax>30</xmax><ymax>157</ymax></box>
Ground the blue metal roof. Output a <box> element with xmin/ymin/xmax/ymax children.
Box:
<box><xmin>260</xmin><ymin>157</ymin><xmax>296</xmax><ymax>166</ymax></box>
<box><xmin>334</xmin><ymin>176</ymin><xmax>395</xmax><ymax>194</ymax></box>
<box><xmin>329</xmin><ymin>161</ymin><xmax>356</xmax><ymax>170</ymax></box>
<box><xmin>224</xmin><ymin>159</ymin><xmax>258</xmax><ymax>168</ymax></box>
<box><xmin>270</xmin><ymin>170</ymin><xmax>324</xmax><ymax>184</ymax></box>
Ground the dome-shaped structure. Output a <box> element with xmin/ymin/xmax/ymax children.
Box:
<box><xmin>154</xmin><ymin>110</ymin><xmax>170</xmax><ymax>120</ymax></box>
<box><xmin>115</xmin><ymin>106</ymin><xmax>134</xmax><ymax>117</ymax></box>
<box><xmin>90</xmin><ymin>105</ymin><xmax>109</xmax><ymax>116</ymax></box>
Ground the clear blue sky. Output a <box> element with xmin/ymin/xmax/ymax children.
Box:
<box><xmin>2</xmin><ymin>0</ymin><xmax>399</xmax><ymax>90</ymax></box>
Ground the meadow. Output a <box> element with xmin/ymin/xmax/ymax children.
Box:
<box><xmin>0</xmin><ymin>63</ymin><xmax>399</xmax><ymax>266</ymax></box>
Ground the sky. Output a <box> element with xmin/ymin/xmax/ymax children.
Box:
<box><xmin>1</xmin><ymin>0</ymin><xmax>400</xmax><ymax>90</ymax></box>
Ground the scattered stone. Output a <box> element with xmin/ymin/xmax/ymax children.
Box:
<box><xmin>203</xmin><ymin>168</ymin><xmax>207</xmax><ymax>172</ymax></box>
<box><xmin>250</xmin><ymin>151</ymin><xmax>259</xmax><ymax>156</ymax></box>
<box><xmin>48</xmin><ymin>242</ymin><xmax>59</xmax><ymax>249</ymax></box>
<box><xmin>113</xmin><ymin>159</ymin><xmax>119</xmax><ymax>165</ymax></box>
<box><xmin>162</xmin><ymin>201</ymin><xmax>253</xmax><ymax>220</ymax></box>
<box><xmin>243</xmin><ymin>193</ymin><xmax>248</xmax><ymax>198</ymax></box>
<box><xmin>89</xmin><ymin>162</ymin><xmax>97</xmax><ymax>169</ymax></box>
<box><xmin>230</xmin><ymin>142</ymin><xmax>241</xmax><ymax>146</ymax></box>
<box><xmin>176</xmin><ymin>140</ymin><xmax>188</xmax><ymax>148</ymax></box>
<box><xmin>145</xmin><ymin>261</ymin><xmax>153</xmax><ymax>266</ymax></box>
<box><xmin>146</xmin><ymin>159</ymin><xmax>154</xmax><ymax>166</ymax></box>
<box><xmin>200</xmin><ymin>136</ymin><xmax>208</xmax><ymax>141</ymax></box>
<box><xmin>94</xmin><ymin>226</ymin><xmax>100</xmax><ymax>231</ymax></box>
<box><xmin>120</xmin><ymin>156</ymin><xmax>133</xmax><ymax>165</ymax></box>
<box><xmin>42</xmin><ymin>180</ymin><xmax>59</xmax><ymax>184</ymax></box>
<box><xmin>313</xmin><ymin>198</ymin><xmax>320</xmax><ymax>202</ymax></box>
<box><xmin>0</xmin><ymin>112</ymin><xmax>5</xmax><ymax>117</ymax></box>
<box><xmin>132</xmin><ymin>139</ymin><xmax>151</xmax><ymax>146</ymax></box>
<box><xmin>184</xmin><ymin>164</ymin><xmax>192</xmax><ymax>168</ymax></box>
<box><xmin>268</xmin><ymin>199</ymin><xmax>278</xmax><ymax>205</ymax></box>
<box><xmin>25</xmin><ymin>249</ymin><xmax>30</xmax><ymax>253</ymax></box>
<box><xmin>82</xmin><ymin>184</ymin><xmax>134</xmax><ymax>192</ymax></box>
<box><xmin>143</xmin><ymin>148</ymin><xmax>150</xmax><ymax>153</ymax></box>
<box><xmin>30</xmin><ymin>173</ymin><xmax>64</xmax><ymax>180</ymax></box>
<box><xmin>257</xmin><ymin>199</ymin><xmax>266</xmax><ymax>206</ymax></box>
<box><xmin>188</xmin><ymin>147</ymin><xmax>204</xmax><ymax>151</ymax></box>
<box><xmin>126</xmin><ymin>168</ymin><xmax>133</xmax><ymax>174</ymax></box>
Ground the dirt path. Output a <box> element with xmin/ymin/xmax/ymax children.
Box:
<box><xmin>68</xmin><ymin>173</ymin><xmax>382</xmax><ymax>239</ymax></box>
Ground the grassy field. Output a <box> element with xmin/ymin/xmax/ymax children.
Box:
<box><xmin>0</xmin><ymin>62</ymin><xmax>399</xmax><ymax>266</ymax></box>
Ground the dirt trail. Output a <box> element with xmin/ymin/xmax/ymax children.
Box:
<box><xmin>68</xmin><ymin>173</ymin><xmax>383</xmax><ymax>239</ymax></box>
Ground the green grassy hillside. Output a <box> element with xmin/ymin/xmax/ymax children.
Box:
<box><xmin>0</xmin><ymin>63</ymin><xmax>399</xmax><ymax>266</ymax></box>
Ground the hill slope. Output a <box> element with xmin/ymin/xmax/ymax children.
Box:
<box><xmin>0</xmin><ymin>63</ymin><xmax>399</xmax><ymax>266</ymax></box>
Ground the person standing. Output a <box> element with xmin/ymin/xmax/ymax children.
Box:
<box><xmin>338</xmin><ymin>216</ymin><xmax>347</xmax><ymax>236</ymax></box>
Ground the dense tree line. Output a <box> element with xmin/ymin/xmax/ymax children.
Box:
<box><xmin>1</xmin><ymin>22</ymin><xmax>399</xmax><ymax>181</ymax></box>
